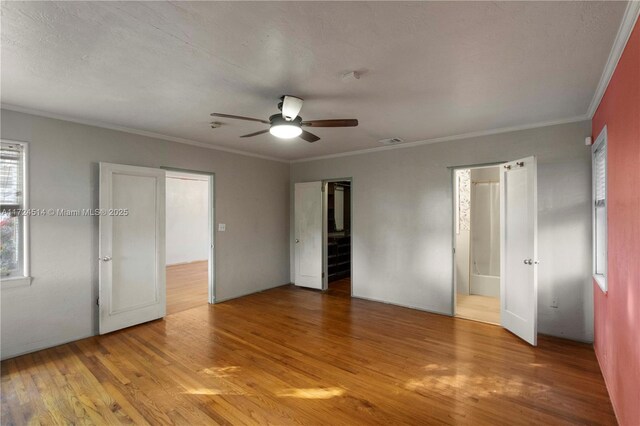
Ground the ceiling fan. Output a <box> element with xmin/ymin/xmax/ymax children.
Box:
<box><xmin>211</xmin><ymin>96</ymin><xmax>358</xmax><ymax>143</ymax></box>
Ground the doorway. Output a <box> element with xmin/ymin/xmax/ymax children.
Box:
<box><xmin>165</xmin><ymin>170</ymin><xmax>214</xmax><ymax>315</ymax></box>
<box><xmin>293</xmin><ymin>179</ymin><xmax>352</xmax><ymax>294</ymax></box>
<box><xmin>454</xmin><ymin>166</ymin><xmax>501</xmax><ymax>325</ymax></box>
<box><xmin>451</xmin><ymin>157</ymin><xmax>538</xmax><ymax>346</ymax></box>
<box><xmin>324</xmin><ymin>181</ymin><xmax>351</xmax><ymax>296</ymax></box>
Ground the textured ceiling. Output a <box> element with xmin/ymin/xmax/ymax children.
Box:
<box><xmin>0</xmin><ymin>1</ymin><xmax>628</xmax><ymax>160</ymax></box>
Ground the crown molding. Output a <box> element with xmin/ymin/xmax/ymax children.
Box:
<box><xmin>290</xmin><ymin>115</ymin><xmax>588</xmax><ymax>163</ymax></box>
<box><xmin>587</xmin><ymin>0</ymin><xmax>640</xmax><ymax>118</ymax></box>
<box><xmin>1</xmin><ymin>105</ymin><xmax>588</xmax><ymax>166</ymax></box>
<box><xmin>0</xmin><ymin>104</ymin><xmax>288</xmax><ymax>163</ymax></box>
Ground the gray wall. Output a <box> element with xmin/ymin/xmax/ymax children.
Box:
<box><xmin>0</xmin><ymin>110</ymin><xmax>595</xmax><ymax>359</ymax></box>
<box><xmin>291</xmin><ymin>121</ymin><xmax>594</xmax><ymax>342</ymax></box>
<box><xmin>0</xmin><ymin>109</ymin><xmax>291</xmax><ymax>359</ymax></box>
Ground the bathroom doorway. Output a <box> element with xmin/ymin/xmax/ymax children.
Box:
<box><xmin>454</xmin><ymin>166</ymin><xmax>501</xmax><ymax>324</ymax></box>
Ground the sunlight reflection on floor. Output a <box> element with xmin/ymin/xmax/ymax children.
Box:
<box><xmin>201</xmin><ymin>366</ymin><xmax>241</xmax><ymax>377</ymax></box>
<box><xmin>276</xmin><ymin>387</ymin><xmax>345</xmax><ymax>399</ymax></box>
<box><xmin>405</xmin><ymin>363</ymin><xmax>549</xmax><ymax>398</ymax></box>
<box><xmin>185</xmin><ymin>388</ymin><xmax>227</xmax><ymax>395</ymax></box>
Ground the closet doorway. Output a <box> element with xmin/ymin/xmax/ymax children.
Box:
<box><xmin>324</xmin><ymin>180</ymin><xmax>351</xmax><ymax>296</ymax></box>
<box><xmin>454</xmin><ymin>166</ymin><xmax>501</xmax><ymax>325</ymax></box>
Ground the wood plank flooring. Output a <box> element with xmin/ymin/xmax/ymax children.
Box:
<box><xmin>456</xmin><ymin>293</ymin><xmax>501</xmax><ymax>325</ymax></box>
<box><xmin>1</xmin><ymin>282</ymin><xmax>616</xmax><ymax>425</ymax></box>
<box><xmin>166</xmin><ymin>261</ymin><xmax>208</xmax><ymax>315</ymax></box>
<box><xmin>327</xmin><ymin>278</ymin><xmax>351</xmax><ymax>297</ymax></box>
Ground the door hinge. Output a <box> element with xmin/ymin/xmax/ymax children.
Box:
<box><xmin>96</xmin><ymin>297</ymin><xmax>100</xmax><ymax>306</ymax></box>
<box><xmin>453</xmin><ymin>247</ymin><xmax>456</xmax><ymax>254</ymax></box>
<box><xmin>322</xmin><ymin>272</ymin><xmax>325</xmax><ymax>278</ymax></box>
<box><xmin>321</xmin><ymin>185</ymin><xmax>326</xmax><ymax>192</ymax></box>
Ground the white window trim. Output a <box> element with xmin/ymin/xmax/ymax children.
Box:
<box><xmin>1</xmin><ymin>139</ymin><xmax>31</xmax><ymax>288</ymax></box>
<box><xmin>592</xmin><ymin>127</ymin><xmax>607</xmax><ymax>293</ymax></box>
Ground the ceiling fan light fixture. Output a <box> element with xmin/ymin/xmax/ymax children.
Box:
<box><xmin>281</xmin><ymin>95</ymin><xmax>304</xmax><ymax>121</ymax></box>
<box><xmin>270</xmin><ymin>124</ymin><xmax>302</xmax><ymax>139</ymax></box>
<box><xmin>212</xmin><ymin>99</ymin><xmax>357</xmax><ymax>143</ymax></box>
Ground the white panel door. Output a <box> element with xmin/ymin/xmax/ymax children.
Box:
<box><xmin>295</xmin><ymin>182</ymin><xmax>323</xmax><ymax>289</ymax></box>
<box><xmin>500</xmin><ymin>156</ymin><xmax>538</xmax><ymax>345</ymax></box>
<box><xmin>99</xmin><ymin>163</ymin><xmax>166</xmax><ymax>334</ymax></box>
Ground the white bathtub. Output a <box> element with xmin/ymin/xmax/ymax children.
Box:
<box><xmin>470</xmin><ymin>273</ymin><xmax>500</xmax><ymax>298</ymax></box>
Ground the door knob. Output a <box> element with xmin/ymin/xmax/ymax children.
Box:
<box><xmin>295</xmin><ymin>239</ymin><xmax>300</xmax><ymax>243</ymax></box>
<box><xmin>523</xmin><ymin>259</ymin><xmax>532</xmax><ymax>265</ymax></box>
<box><xmin>100</xmin><ymin>256</ymin><xmax>112</xmax><ymax>262</ymax></box>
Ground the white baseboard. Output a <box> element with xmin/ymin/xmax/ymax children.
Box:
<box><xmin>166</xmin><ymin>259</ymin><xmax>208</xmax><ymax>267</ymax></box>
<box><xmin>351</xmin><ymin>294</ymin><xmax>453</xmax><ymax>317</ymax></box>
<box><xmin>214</xmin><ymin>282</ymin><xmax>291</xmax><ymax>303</ymax></box>
<box><xmin>1</xmin><ymin>332</ymin><xmax>94</xmax><ymax>361</ymax></box>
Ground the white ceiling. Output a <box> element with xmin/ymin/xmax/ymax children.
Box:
<box><xmin>1</xmin><ymin>1</ymin><xmax>628</xmax><ymax>161</ymax></box>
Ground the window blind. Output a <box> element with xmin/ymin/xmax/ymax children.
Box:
<box><xmin>0</xmin><ymin>142</ymin><xmax>24</xmax><ymax>213</ymax></box>
<box><xmin>594</xmin><ymin>145</ymin><xmax>606</xmax><ymax>207</ymax></box>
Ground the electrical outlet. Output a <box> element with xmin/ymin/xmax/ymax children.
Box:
<box><xmin>218</xmin><ymin>223</ymin><xmax>226</xmax><ymax>232</ymax></box>
<box><xmin>551</xmin><ymin>297</ymin><xmax>558</xmax><ymax>308</ymax></box>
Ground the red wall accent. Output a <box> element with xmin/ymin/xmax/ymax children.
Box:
<box><xmin>592</xmin><ymin>18</ymin><xmax>640</xmax><ymax>426</ymax></box>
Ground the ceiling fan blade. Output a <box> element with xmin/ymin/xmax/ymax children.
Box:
<box><xmin>299</xmin><ymin>130</ymin><xmax>321</xmax><ymax>143</ymax></box>
<box><xmin>281</xmin><ymin>95</ymin><xmax>304</xmax><ymax>121</ymax></box>
<box><xmin>211</xmin><ymin>113</ymin><xmax>269</xmax><ymax>124</ymax></box>
<box><xmin>240</xmin><ymin>129</ymin><xmax>270</xmax><ymax>138</ymax></box>
<box><xmin>301</xmin><ymin>119</ymin><xmax>358</xmax><ymax>127</ymax></box>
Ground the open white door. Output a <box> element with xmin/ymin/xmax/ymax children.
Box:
<box><xmin>294</xmin><ymin>181</ymin><xmax>323</xmax><ymax>289</ymax></box>
<box><xmin>99</xmin><ymin>163</ymin><xmax>166</xmax><ymax>334</ymax></box>
<box><xmin>500</xmin><ymin>156</ymin><xmax>538</xmax><ymax>345</ymax></box>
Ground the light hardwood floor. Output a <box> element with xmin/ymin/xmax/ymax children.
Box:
<box><xmin>166</xmin><ymin>261</ymin><xmax>208</xmax><ymax>315</ymax></box>
<box><xmin>456</xmin><ymin>293</ymin><xmax>501</xmax><ymax>325</ymax></box>
<box><xmin>1</xmin><ymin>282</ymin><xmax>615</xmax><ymax>425</ymax></box>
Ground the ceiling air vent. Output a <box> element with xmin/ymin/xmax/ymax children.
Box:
<box><xmin>378</xmin><ymin>137</ymin><xmax>405</xmax><ymax>146</ymax></box>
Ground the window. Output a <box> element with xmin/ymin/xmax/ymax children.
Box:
<box><xmin>1</xmin><ymin>140</ymin><xmax>30</xmax><ymax>286</ymax></box>
<box><xmin>592</xmin><ymin>127</ymin><xmax>607</xmax><ymax>292</ymax></box>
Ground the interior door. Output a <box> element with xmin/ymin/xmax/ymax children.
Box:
<box><xmin>99</xmin><ymin>163</ymin><xmax>166</xmax><ymax>334</ymax></box>
<box><xmin>500</xmin><ymin>156</ymin><xmax>538</xmax><ymax>345</ymax></box>
<box><xmin>294</xmin><ymin>181</ymin><xmax>323</xmax><ymax>289</ymax></box>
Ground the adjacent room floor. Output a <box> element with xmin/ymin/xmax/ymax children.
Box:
<box><xmin>327</xmin><ymin>277</ymin><xmax>351</xmax><ymax>297</ymax></box>
<box><xmin>166</xmin><ymin>261</ymin><xmax>208</xmax><ymax>315</ymax></box>
<box><xmin>456</xmin><ymin>293</ymin><xmax>501</xmax><ymax>325</ymax></box>
<box><xmin>1</xmin><ymin>282</ymin><xmax>615</xmax><ymax>425</ymax></box>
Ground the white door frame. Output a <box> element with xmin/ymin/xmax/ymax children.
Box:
<box><xmin>163</xmin><ymin>167</ymin><xmax>216</xmax><ymax>304</ymax></box>
<box><xmin>449</xmin><ymin>162</ymin><xmax>506</xmax><ymax>317</ymax></box>
<box><xmin>322</xmin><ymin>178</ymin><xmax>353</xmax><ymax>293</ymax></box>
